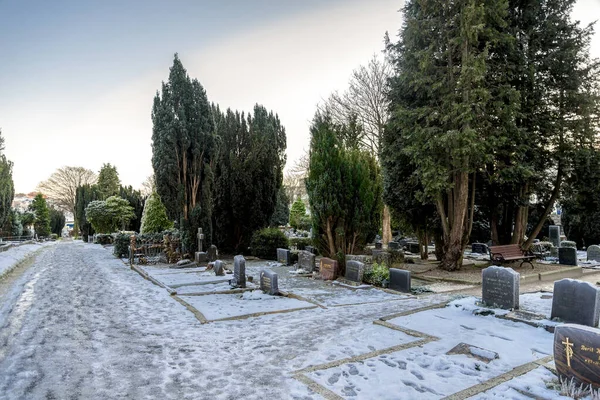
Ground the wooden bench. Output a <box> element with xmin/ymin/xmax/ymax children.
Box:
<box><xmin>489</xmin><ymin>244</ymin><xmax>535</xmax><ymax>269</ymax></box>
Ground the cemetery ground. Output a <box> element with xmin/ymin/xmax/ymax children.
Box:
<box><xmin>1</xmin><ymin>242</ymin><xmax>600</xmax><ymax>399</ymax></box>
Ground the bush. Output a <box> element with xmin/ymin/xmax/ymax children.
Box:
<box><xmin>114</xmin><ymin>233</ymin><xmax>132</xmax><ymax>258</ymax></box>
<box><xmin>50</xmin><ymin>233</ymin><xmax>58</xmax><ymax>241</ymax></box>
<box><xmin>140</xmin><ymin>192</ymin><xmax>173</xmax><ymax>233</ymax></box>
<box><xmin>96</xmin><ymin>234</ymin><xmax>113</xmax><ymax>245</ymax></box>
<box><xmin>250</xmin><ymin>228</ymin><xmax>289</xmax><ymax>260</ymax></box>
<box><xmin>289</xmin><ymin>198</ymin><xmax>307</xmax><ymax>230</ymax></box>
<box><xmin>289</xmin><ymin>237</ymin><xmax>313</xmax><ymax>250</ymax></box>
<box><xmin>363</xmin><ymin>262</ymin><xmax>390</xmax><ymax>287</ymax></box>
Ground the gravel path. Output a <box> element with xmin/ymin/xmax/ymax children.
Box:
<box><xmin>0</xmin><ymin>241</ymin><xmax>453</xmax><ymax>400</ymax></box>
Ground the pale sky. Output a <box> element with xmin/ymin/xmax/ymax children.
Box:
<box><xmin>1</xmin><ymin>0</ymin><xmax>599</xmax><ymax>193</ymax></box>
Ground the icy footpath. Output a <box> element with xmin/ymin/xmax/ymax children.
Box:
<box><xmin>0</xmin><ymin>241</ymin><xmax>57</xmax><ymax>278</ymax></box>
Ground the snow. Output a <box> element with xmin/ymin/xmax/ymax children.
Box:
<box><xmin>177</xmin><ymin>292</ymin><xmax>316</xmax><ymax>321</ymax></box>
<box><xmin>146</xmin><ymin>270</ymin><xmax>231</xmax><ymax>288</ymax></box>
<box><xmin>0</xmin><ymin>241</ymin><xmax>56</xmax><ymax>278</ymax></box>
<box><xmin>290</xmin><ymin>286</ymin><xmax>409</xmax><ymax>307</ymax></box>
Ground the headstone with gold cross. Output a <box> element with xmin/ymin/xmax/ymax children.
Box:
<box><xmin>554</xmin><ymin>324</ymin><xmax>600</xmax><ymax>389</ymax></box>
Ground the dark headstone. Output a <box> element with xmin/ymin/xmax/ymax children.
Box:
<box><xmin>389</xmin><ymin>269</ymin><xmax>411</xmax><ymax>293</ymax></box>
<box><xmin>305</xmin><ymin>245</ymin><xmax>317</xmax><ymax>255</ymax></box>
<box><xmin>388</xmin><ymin>241</ymin><xmax>400</xmax><ymax>250</ymax></box>
<box><xmin>195</xmin><ymin>251</ymin><xmax>207</xmax><ymax>263</ymax></box>
<box><xmin>549</xmin><ymin>225</ymin><xmax>561</xmax><ymax>248</ymax></box>
<box><xmin>208</xmin><ymin>245</ymin><xmax>218</xmax><ymax>262</ymax></box>
<box><xmin>213</xmin><ymin>260</ymin><xmax>225</xmax><ymax>276</ymax></box>
<box><xmin>481</xmin><ymin>266</ymin><xmax>520</xmax><ymax>310</ymax></box>
<box><xmin>587</xmin><ymin>245</ymin><xmax>600</xmax><ymax>262</ymax></box>
<box><xmin>559</xmin><ymin>247</ymin><xmax>578</xmax><ymax>266</ymax></box>
<box><xmin>319</xmin><ymin>258</ymin><xmax>338</xmax><ymax>280</ymax></box>
<box><xmin>471</xmin><ymin>243</ymin><xmax>489</xmax><ymax>254</ymax></box>
<box><xmin>551</xmin><ymin>279</ymin><xmax>600</xmax><ymax>327</ymax></box>
<box><xmin>375</xmin><ymin>242</ymin><xmax>383</xmax><ymax>250</ymax></box>
<box><xmin>554</xmin><ymin>324</ymin><xmax>600</xmax><ymax>389</ymax></box>
<box><xmin>345</xmin><ymin>260</ymin><xmax>365</xmax><ymax>283</ymax></box>
<box><xmin>259</xmin><ymin>270</ymin><xmax>279</xmax><ymax>295</ymax></box>
<box><xmin>298</xmin><ymin>250</ymin><xmax>316</xmax><ymax>272</ymax></box>
<box><xmin>407</xmin><ymin>242</ymin><xmax>420</xmax><ymax>254</ymax></box>
<box><xmin>230</xmin><ymin>255</ymin><xmax>246</xmax><ymax>288</ymax></box>
<box><xmin>277</xmin><ymin>248</ymin><xmax>291</xmax><ymax>265</ymax></box>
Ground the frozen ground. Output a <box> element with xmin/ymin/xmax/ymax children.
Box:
<box><xmin>0</xmin><ymin>241</ymin><xmax>57</xmax><ymax>278</ymax></box>
<box><xmin>0</xmin><ymin>242</ymin><xmax>576</xmax><ymax>399</ymax></box>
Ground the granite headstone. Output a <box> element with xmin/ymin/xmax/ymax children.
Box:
<box><xmin>549</xmin><ymin>225</ymin><xmax>561</xmax><ymax>248</ymax></box>
<box><xmin>375</xmin><ymin>242</ymin><xmax>383</xmax><ymax>250</ymax></box>
<box><xmin>277</xmin><ymin>248</ymin><xmax>291</xmax><ymax>265</ymax></box>
<box><xmin>259</xmin><ymin>270</ymin><xmax>279</xmax><ymax>295</ymax></box>
<box><xmin>407</xmin><ymin>242</ymin><xmax>420</xmax><ymax>254</ymax></box>
<box><xmin>559</xmin><ymin>247</ymin><xmax>578</xmax><ymax>266</ymax></box>
<box><xmin>554</xmin><ymin>324</ymin><xmax>600</xmax><ymax>389</ymax></box>
<box><xmin>587</xmin><ymin>245</ymin><xmax>600</xmax><ymax>262</ymax></box>
<box><xmin>481</xmin><ymin>266</ymin><xmax>520</xmax><ymax>310</ymax></box>
<box><xmin>471</xmin><ymin>243</ymin><xmax>489</xmax><ymax>254</ymax></box>
<box><xmin>389</xmin><ymin>269</ymin><xmax>411</xmax><ymax>293</ymax></box>
<box><xmin>551</xmin><ymin>279</ymin><xmax>600</xmax><ymax>327</ymax></box>
<box><xmin>195</xmin><ymin>251</ymin><xmax>208</xmax><ymax>263</ymax></box>
<box><xmin>345</xmin><ymin>260</ymin><xmax>365</xmax><ymax>283</ymax></box>
<box><xmin>319</xmin><ymin>258</ymin><xmax>338</xmax><ymax>280</ymax></box>
<box><xmin>231</xmin><ymin>255</ymin><xmax>246</xmax><ymax>288</ymax></box>
<box><xmin>298</xmin><ymin>250</ymin><xmax>316</xmax><ymax>272</ymax></box>
<box><xmin>213</xmin><ymin>260</ymin><xmax>225</xmax><ymax>276</ymax></box>
<box><xmin>208</xmin><ymin>245</ymin><xmax>218</xmax><ymax>262</ymax></box>
<box><xmin>388</xmin><ymin>241</ymin><xmax>400</xmax><ymax>250</ymax></box>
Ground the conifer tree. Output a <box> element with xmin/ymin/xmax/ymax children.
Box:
<box><xmin>30</xmin><ymin>194</ymin><xmax>51</xmax><ymax>237</ymax></box>
<box><xmin>140</xmin><ymin>191</ymin><xmax>173</xmax><ymax>234</ymax></box>
<box><xmin>0</xmin><ymin>129</ymin><xmax>14</xmax><ymax>230</ymax></box>
<box><xmin>97</xmin><ymin>163</ymin><xmax>121</xmax><ymax>199</ymax></box>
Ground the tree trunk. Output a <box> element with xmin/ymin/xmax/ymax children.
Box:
<box><xmin>382</xmin><ymin>204</ymin><xmax>392</xmax><ymax>245</ymax></box>
<box><xmin>326</xmin><ymin>216</ymin><xmax>336</xmax><ymax>257</ymax></box>
<box><xmin>439</xmin><ymin>170</ymin><xmax>470</xmax><ymax>271</ymax></box>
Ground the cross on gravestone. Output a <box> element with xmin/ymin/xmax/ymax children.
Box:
<box><xmin>277</xmin><ymin>248</ymin><xmax>291</xmax><ymax>265</ymax></box>
<box><xmin>551</xmin><ymin>279</ymin><xmax>600</xmax><ymax>327</ymax></box>
<box><xmin>259</xmin><ymin>270</ymin><xmax>279</xmax><ymax>295</ymax></box>
<box><xmin>197</xmin><ymin>228</ymin><xmax>204</xmax><ymax>252</ymax></box>
<box><xmin>230</xmin><ymin>255</ymin><xmax>246</xmax><ymax>288</ymax></box>
<box><xmin>471</xmin><ymin>243</ymin><xmax>489</xmax><ymax>254</ymax></box>
<box><xmin>389</xmin><ymin>269</ymin><xmax>411</xmax><ymax>293</ymax></box>
<box><xmin>345</xmin><ymin>260</ymin><xmax>365</xmax><ymax>283</ymax></box>
<box><xmin>297</xmin><ymin>250</ymin><xmax>316</xmax><ymax>272</ymax></box>
<box><xmin>213</xmin><ymin>260</ymin><xmax>225</xmax><ymax>276</ymax></box>
<box><xmin>481</xmin><ymin>266</ymin><xmax>520</xmax><ymax>310</ymax></box>
<box><xmin>554</xmin><ymin>324</ymin><xmax>600</xmax><ymax>389</ymax></box>
<box><xmin>559</xmin><ymin>247</ymin><xmax>578</xmax><ymax>266</ymax></box>
<box><xmin>587</xmin><ymin>245</ymin><xmax>600</xmax><ymax>262</ymax></box>
<box><xmin>549</xmin><ymin>225</ymin><xmax>561</xmax><ymax>248</ymax></box>
<box><xmin>319</xmin><ymin>258</ymin><xmax>338</xmax><ymax>280</ymax></box>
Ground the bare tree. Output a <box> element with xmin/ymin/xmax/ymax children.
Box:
<box><xmin>37</xmin><ymin>166</ymin><xmax>97</xmax><ymax>217</ymax></box>
<box><xmin>320</xmin><ymin>54</ymin><xmax>394</xmax><ymax>244</ymax></box>
<box><xmin>140</xmin><ymin>174</ymin><xmax>156</xmax><ymax>197</ymax></box>
<box><xmin>284</xmin><ymin>153</ymin><xmax>309</xmax><ymax>204</ymax></box>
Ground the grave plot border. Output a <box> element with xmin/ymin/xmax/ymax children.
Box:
<box><xmin>292</xmin><ymin>300</ymin><xmax>557</xmax><ymax>400</ymax></box>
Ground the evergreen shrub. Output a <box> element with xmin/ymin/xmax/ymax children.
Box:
<box><xmin>250</xmin><ymin>228</ymin><xmax>289</xmax><ymax>260</ymax></box>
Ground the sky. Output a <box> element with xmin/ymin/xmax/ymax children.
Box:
<box><xmin>1</xmin><ymin>0</ymin><xmax>599</xmax><ymax>194</ymax></box>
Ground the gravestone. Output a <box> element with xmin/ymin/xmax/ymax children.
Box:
<box><xmin>481</xmin><ymin>266</ymin><xmax>520</xmax><ymax>310</ymax></box>
<box><xmin>551</xmin><ymin>279</ymin><xmax>600</xmax><ymax>327</ymax></box>
<box><xmin>388</xmin><ymin>241</ymin><xmax>400</xmax><ymax>250</ymax></box>
<box><xmin>375</xmin><ymin>242</ymin><xmax>383</xmax><ymax>250</ymax></box>
<box><xmin>213</xmin><ymin>260</ymin><xmax>225</xmax><ymax>276</ymax></box>
<box><xmin>197</xmin><ymin>228</ymin><xmax>204</xmax><ymax>252</ymax></box>
<box><xmin>560</xmin><ymin>240</ymin><xmax>577</xmax><ymax>249</ymax></box>
<box><xmin>259</xmin><ymin>270</ymin><xmax>279</xmax><ymax>295</ymax></box>
<box><xmin>319</xmin><ymin>258</ymin><xmax>338</xmax><ymax>280</ymax></box>
<box><xmin>471</xmin><ymin>243</ymin><xmax>489</xmax><ymax>254</ymax></box>
<box><xmin>298</xmin><ymin>250</ymin><xmax>316</xmax><ymax>272</ymax></box>
<box><xmin>195</xmin><ymin>251</ymin><xmax>208</xmax><ymax>263</ymax></box>
<box><xmin>345</xmin><ymin>260</ymin><xmax>365</xmax><ymax>283</ymax></box>
<box><xmin>305</xmin><ymin>245</ymin><xmax>317</xmax><ymax>255</ymax></box>
<box><xmin>549</xmin><ymin>225</ymin><xmax>561</xmax><ymax>248</ymax></box>
<box><xmin>389</xmin><ymin>269</ymin><xmax>411</xmax><ymax>293</ymax></box>
<box><xmin>372</xmin><ymin>250</ymin><xmax>390</xmax><ymax>266</ymax></box>
<box><xmin>407</xmin><ymin>242</ymin><xmax>420</xmax><ymax>254</ymax></box>
<box><xmin>208</xmin><ymin>245</ymin><xmax>218</xmax><ymax>262</ymax></box>
<box><xmin>558</xmin><ymin>247</ymin><xmax>578</xmax><ymax>266</ymax></box>
<box><xmin>554</xmin><ymin>324</ymin><xmax>600</xmax><ymax>389</ymax></box>
<box><xmin>587</xmin><ymin>245</ymin><xmax>600</xmax><ymax>262</ymax></box>
<box><xmin>277</xmin><ymin>248</ymin><xmax>291</xmax><ymax>265</ymax></box>
<box><xmin>230</xmin><ymin>255</ymin><xmax>246</xmax><ymax>288</ymax></box>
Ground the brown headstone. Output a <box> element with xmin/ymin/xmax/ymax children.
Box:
<box><xmin>319</xmin><ymin>258</ymin><xmax>338</xmax><ymax>280</ymax></box>
<box><xmin>554</xmin><ymin>324</ymin><xmax>600</xmax><ymax>389</ymax></box>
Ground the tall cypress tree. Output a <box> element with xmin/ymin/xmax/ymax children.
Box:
<box><xmin>30</xmin><ymin>194</ymin><xmax>51</xmax><ymax>237</ymax></box>
<box><xmin>152</xmin><ymin>54</ymin><xmax>217</xmax><ymax>253</ymax></box>
<box><xmin>97</xmin><ymin>163</ymin><xmax>121</xmax><ymax>199</ymax></box>
<box><xmin>0</xmin><ymin>129</ymin><xmax>14</xmax><ymax>231</ymax></box>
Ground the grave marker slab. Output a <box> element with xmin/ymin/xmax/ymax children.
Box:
<box><xmin>471</xmin><ymin>243</ymin><xmax>489</xmax><ymax>254</ymax></box>
<box><xmin>481</xmin><ymin>266</ymin><xmax>520</xmax><ymax>310</ymax></box>
<box><xmin>559</xmin><ymin>247</ymin><xmax>578</xmax><ymax>266</ymax></box>
<box><xmin>208</xmin><ymin>245</ymin><xmax>218</xmax><ymax>262</ymax></box>
<box><xmin>277</xmin><ymin>248</ymin><xmax>291</xmax><ymax>265</ymax></box>
<box><xmin>195</xmin><ymin>251</ymin><xmax>207</xmax><ymax>263</ymax></box>
<box><xmin>345</xmin><ymin>260</ymin><xmax>365</xmax><ymax>283</ymax></box>
<box><xmin>197</xmin><ymin>228</ymin><xmax>204</xmax><ymax>252</ymax></box>
<box><xmin>549</xmin><ymin>225</ymin><xmax>561</xmax><ymax>248</ymax></box>
<box><xmin>407</xmin><ymin>242</ymin><xmax>420</xmax><ymax>254</ymax></box>
<box><xmin>259</xmin><ymin>270</ymin><xmax>279</xmax><ymax>295</ymax></box>
<box><xmin>319</xmin><ymin>258</ymin><xmax>338</xmax><ymax>280</ymax></box>
<box><xmin>213</xmin><ymin>260</ymin><xmax>225</xmax><ymax>276</ymax></box>
<box><xmin>554</xmin><ymin>324</ymin><xmax>600</xmax><ymax>389</ymax></box>
<box><xmin>587</xmin><ymin>245</ymin><xmax>600</xmax><ymax>262</ymax></box>
<box><xmin>298</xmin><ymin>250</ymin><xmax>316</xmax><ymax>272</ymax></box>
<box><xmin>305</xmin><ymin>245</ymin><xmax>317</xmax><ymax>255</ymax></box>
<box><xmin>388</xmin><ymin>241</ymin><xmax>399</xmax><ymax>250</ymax></box>
<box><xmin>551</xmin><ymin>279</ymin><xmax>600</xmax><ymax>327</ymax></box>
<box><xmin>389</xmin><ymin>269</ymin><xmax>411</xmax><ymax>293</ymax></box>
<box><xmin>230</xmin><ymin>255</ymin><xmax>246</xmax><ymax>288</ymax></box>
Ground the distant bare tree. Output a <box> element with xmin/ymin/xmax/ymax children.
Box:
<box><xmin>284</xmin><ymin>153</ymin><xmax>309</xmax><ymax>204</ymax></box>
<box><xmin>37</xmin><ymin>166</ymin><xmax>97</xmax><ymax>217</ymax></box>
<box><xmin>320</xmin><ymin>54</ymin><xmax>394</xmax><ymax>244</ymax></box>
<box><xmin>140</xmin><ymin>174</ymin><xmax>156</xmax><ymax>197</ymax></box>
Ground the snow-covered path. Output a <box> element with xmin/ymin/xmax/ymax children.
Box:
<box><xmin>0</xmin><ymin>241</ymin><xmax>453</xmax><ymax>400</ymax></box>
